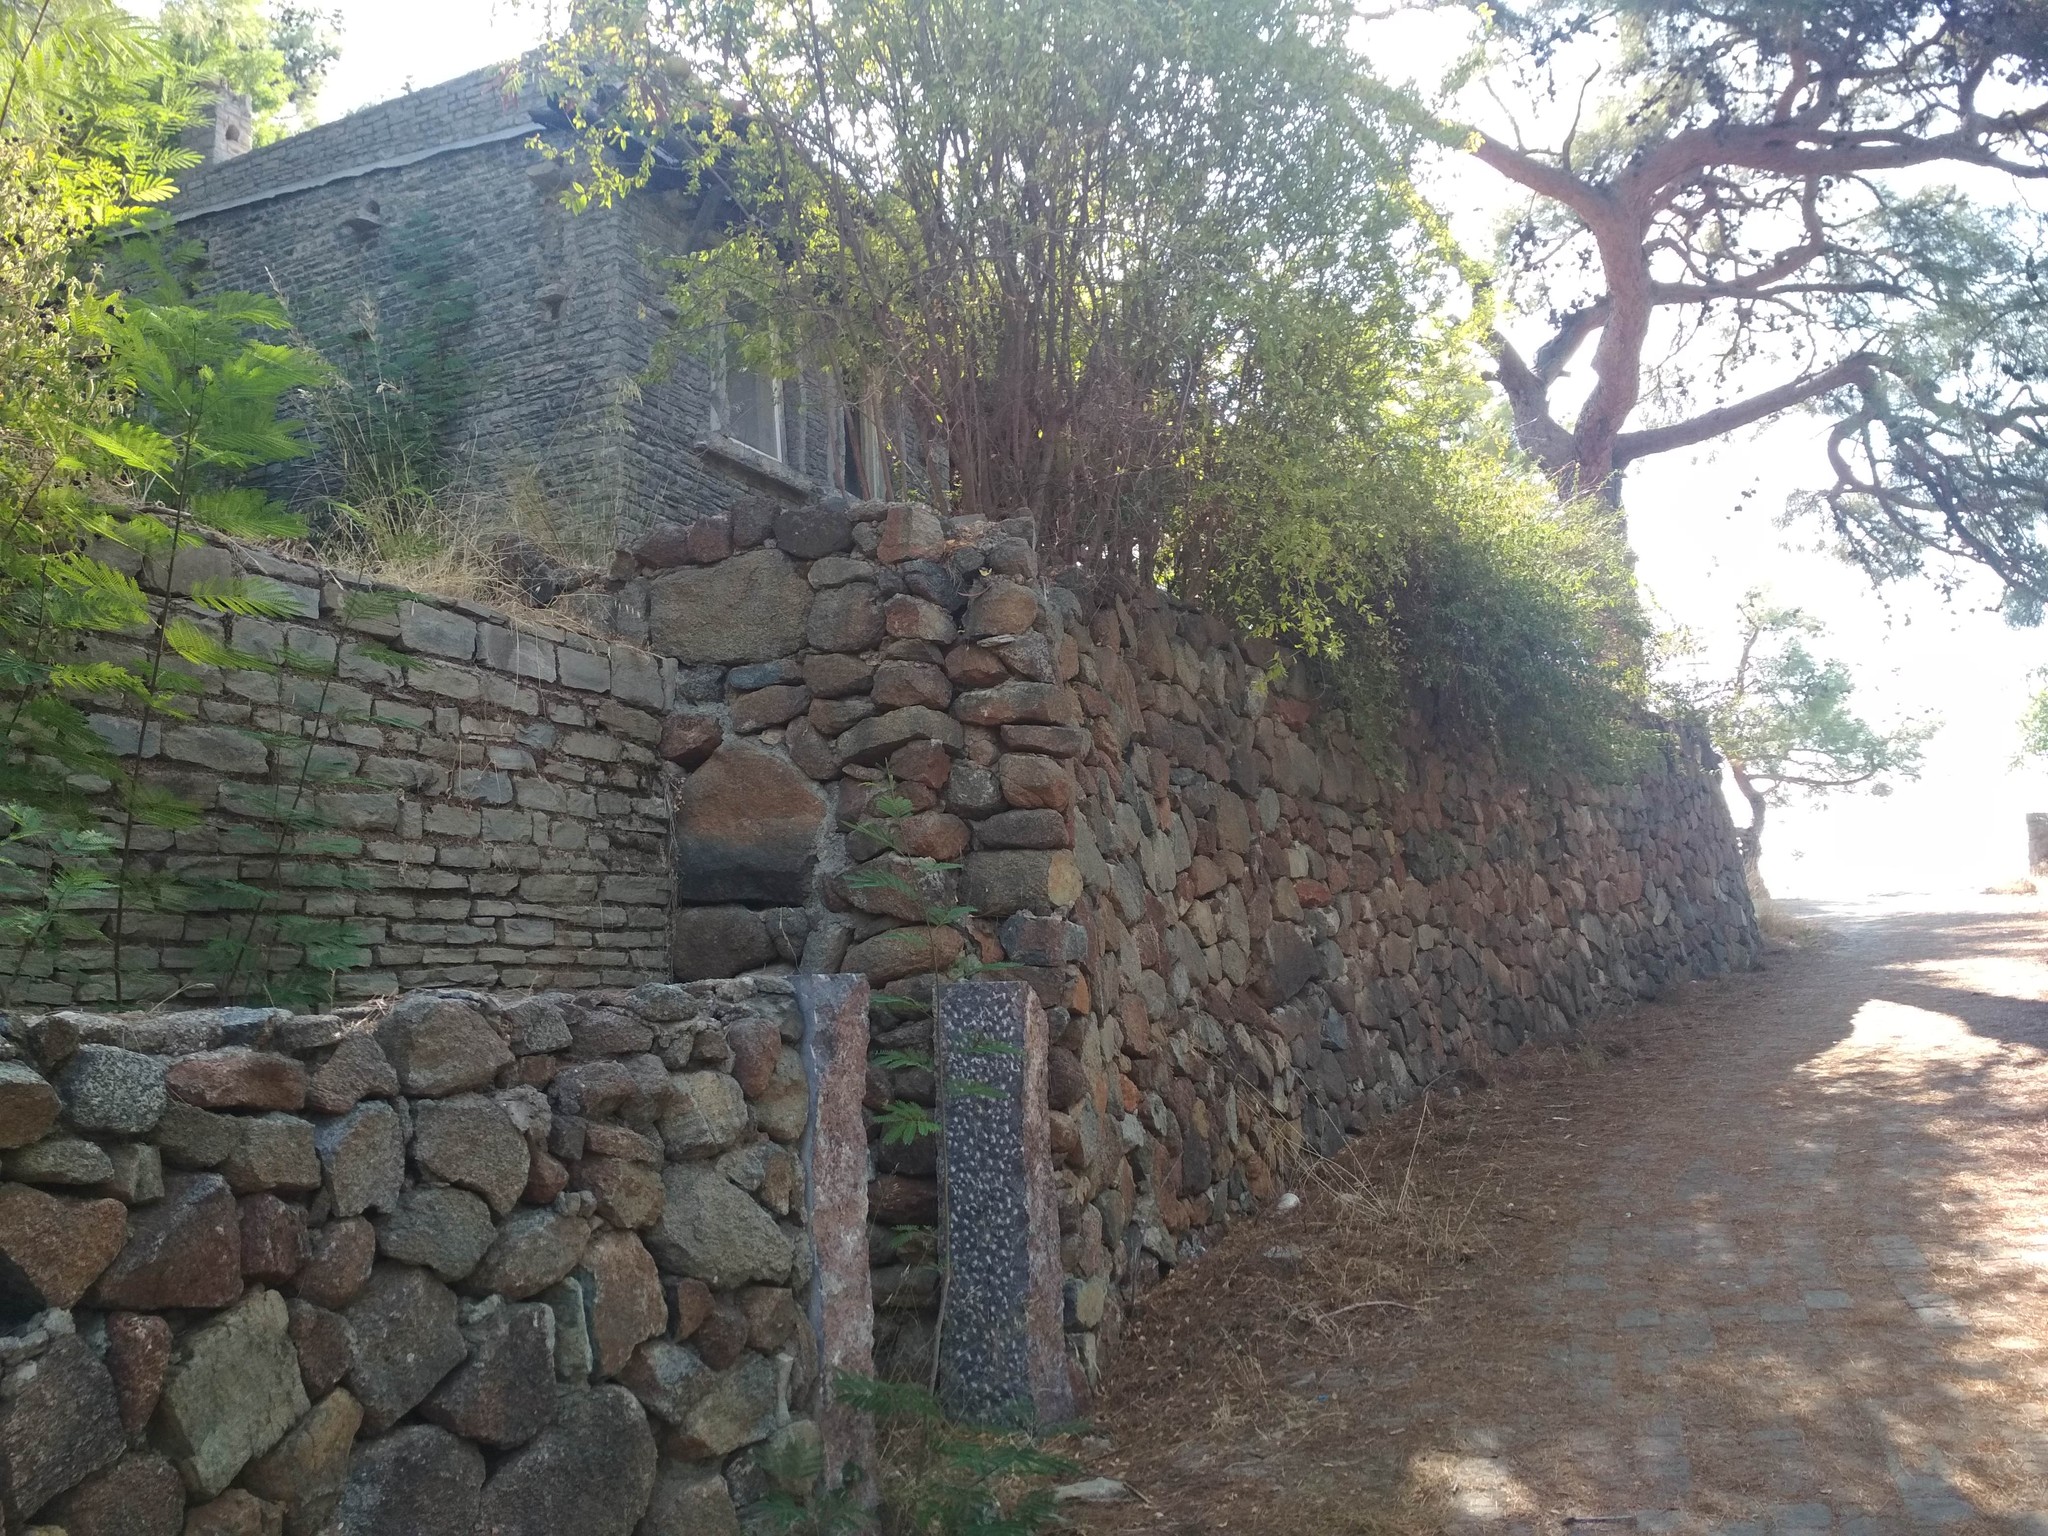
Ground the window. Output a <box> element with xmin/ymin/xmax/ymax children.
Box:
<box><xmin>841</xmin><ymin>403</ymin><xmax>889</xmax><ymax>499</ymax></box>
<box><xmin>719</xmin><ymin>361</ymin><xmax>785</xmax><ymax>462</ymax></box>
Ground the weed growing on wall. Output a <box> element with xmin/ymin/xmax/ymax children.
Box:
<box><xmin>177</xmin><ymin>585</ymin><xmax>413</xmax><ymax>1008</ymax></box>
<box><xmin>845</xmin><ymin>781</ymin><xmax>1018</xmax><ymax>1141</ymax></box>
<box><xmin>758</xmin><ymin>1373</ymin><xmax>1075</xmax><ymax>1536</ymax></box>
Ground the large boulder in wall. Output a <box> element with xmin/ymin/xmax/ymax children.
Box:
<box><xmin>647</xmin><ymin>549</ymin><xmax>810</xmax><ymax>665</ymax></box>
<box><xmin>673</xmin><ymin>742</ymin><xmax>827</xmax><ymax>906</ymax></box>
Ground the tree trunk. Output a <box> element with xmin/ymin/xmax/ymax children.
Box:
<box><xmin>1728</xmin><ymin>758</ymin><xmax>1770</xmax><ymax>902</ymax></box>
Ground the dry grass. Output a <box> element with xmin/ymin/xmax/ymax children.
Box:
<box><xmin>1754</xmin><ymin>897</ymin><xmax>1834</xmax><ymax>949</ymax></box>
<box><xmin>1982</xmin><ymin>878</ymin><xmax>2038</xmax><ymax>896</ymax></box>
<box><xmin>308</xmin><ymin>466</ymin><xmax>620</xmax><ymax>635</ymax></box>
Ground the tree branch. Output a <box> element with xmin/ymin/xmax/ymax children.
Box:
<box><xmin>1487</xmin><ymin>330</ymin><xmax>1577</xmax><ymax>479</ymax></box>
<box><xmin>1469</xmin><ymin>131</ymin><xmax>1614</xmax><ymax>225</ymax></box>
<box><xmin>1612</xmin><ymin>354</ymin><xmax>1879</xmax><ymax>467</ymax></box>
<box><xmin>1533</xmin><ymin>300</ymin><xmax>1609</xmax><ymax>384</ymax></box>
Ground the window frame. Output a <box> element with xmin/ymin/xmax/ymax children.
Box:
<box><xmin>710</xmin><ymin>324</ymin><xmax>788</xmax><ymax>465</ymax></box>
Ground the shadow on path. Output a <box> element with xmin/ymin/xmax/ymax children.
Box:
<box><xmin>1075</xmin><ymin>895</ymin><xmax>2048</xmax><ymax>1536</ymax></box>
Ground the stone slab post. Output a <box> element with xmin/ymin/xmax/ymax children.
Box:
<box><xmin>2029</xmin><ymin>814</ymin><xmax>2048</xmax><ymax>876</ymax></box>
<box><xmin>794</xmin><ymin>973</ymin><xmax>875</xmax><ymax>1491</ymax></box>
<box><xmin>934</xmin><ymin>980</ymin><xmax>1074</xmax><ymax>1426</ymax></box>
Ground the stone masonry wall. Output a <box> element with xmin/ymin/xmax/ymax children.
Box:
<box><xmin>610</xmin><ymin>497</ymin><xmax>1760</xmax><ymax>1392</ymax></box>
<box><xmin>172</xmin><ymin>68</ymin><xmax>852</xmax><ymax>542</ymax></box>
<box><xmin>0</xmin><ymin>980</ymin><xmax>828</xmax><ymax>1535</ymax></box>
<box><xmin>17</xmin><ymin>535</ymin><xmax>678</xmax><ymax>1009</ymax></box>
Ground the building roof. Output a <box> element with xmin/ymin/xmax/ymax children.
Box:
<box><xmin>169</xmin><ymin>65</ymin><xmax>543</xmax><ymax>226</ymax></box>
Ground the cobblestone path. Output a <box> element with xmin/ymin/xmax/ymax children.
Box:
<box><xmin>1078</xmin><ymin>897</ymin><xmax>2048</xmax><ymax>1536</ymax></box>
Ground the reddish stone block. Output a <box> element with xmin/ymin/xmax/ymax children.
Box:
<box><xmin>0</xmin><ymin>1184</ymin><xmax>125</xmax><ymax>1310</ymax></box>
<box><xmin>793</xmin><ymin>972</ymin><xmax>876</xmax><ymax>1492</ymax></box>
<box><xmin>240</xmin><ymin>1194</ymin><xmax>310</xmax><ymax>1284</ymax></box>
<box><xmin>694</xmin><ymin>1303</ymin><xmax>748</xmax><ymax>1370</ymax></box>
<box><xmin>665</xmin><ymin>1276</ymin><xmax>714</xmax><ymax>1340</ymax></box>
<box><xmin>89</xmin><ymin>1173</ymin><xmax>240</xmax><ymax>1310</ymax></box>
<box><xmin>658</xmin><ymin>713</ymin><xmax>723</xmax><ymax>768</ymax></box>
<box><xmin>167</xmin><ymin>1049</ymin><xmax>308</xmax><ymax>1112</ymax></box>
<box><xmin>578</xmin><ymin>1231</ymin><xmax>665</xmax><ymax>1379</ymax></box>
<box><xmin>105</xmin><ymin>1312</ymin><xmax>172</xmax><ymax>1435</ymax></box>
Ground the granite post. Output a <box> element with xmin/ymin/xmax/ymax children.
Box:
<box><xmin>794</xmin><ymin>973</ymin><xmax>876</xmax><ymax>1489</ymax></box>
<box><xmin>933</xmin><ymin>980</ymin><xmax>1073</xmax><ymax>1426</ymax></box>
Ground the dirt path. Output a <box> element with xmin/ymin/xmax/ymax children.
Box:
<box><xmin>1071</xmin><ymin>896</ymin><xmax>2048</xmax><ymax>1536</ymax></box>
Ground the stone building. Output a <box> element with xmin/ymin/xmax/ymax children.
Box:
<box><xmin>168</xmin><ymin>66</ymin><xmax>926</xmax><ymax>545</ymax></box>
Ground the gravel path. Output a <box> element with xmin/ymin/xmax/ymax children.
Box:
<box><xmin>1075</xmin><ymin>896</ymin><xmax>2048</xmax><ymax>1536</ymax></box>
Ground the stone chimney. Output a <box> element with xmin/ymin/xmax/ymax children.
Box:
<box><xmin>178</xmin><ymin>85</ymin><xmax>255</xmax><ymax>166</ymax></box>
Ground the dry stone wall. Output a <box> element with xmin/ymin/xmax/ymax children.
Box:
<box><xmin>610</xmin><ymin>496</ymin><xmax>1760</xmax><ymax>1393</ymax></box>
<box><xmin>0</xmin><ymin>979</ymin><xmax>842</xmax><ymax>1535</ymax></box>
<box><xmin>17</xmin><ymin>497</ymin><xmax>1758</xmax><ymax>1428</ymax></box>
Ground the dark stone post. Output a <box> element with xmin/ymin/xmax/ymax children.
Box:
<box><xmin>934</xmin><ymin>980</ymin><xmax>1074</xmax><ymax>1426</ymax></box>
<box><xmin>794</xmin><ymin>974</ymin><xmax>876</xmax><ymax>1491</ymax></box>
<box><xmin>2029</xmin><ymin>813</ymin><xmax>2048</xmax><ymax>876</ymax></box>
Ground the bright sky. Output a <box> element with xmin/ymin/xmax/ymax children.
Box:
<box><xmin>196</xmin><ymin>2</ymin><xmax>2048</xmax><ymax>899</ymax></box>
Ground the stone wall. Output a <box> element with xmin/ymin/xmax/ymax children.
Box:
<box><xmin>0</xmin><ymin>979</ymin><xmax>849</xmax><ymax>1535</ymax></box>
<box><xmin>18</xmin><ymin>536</ymin><xmax>678</xmax><ymax>1009</ymax></box>
<box><xmin>23</xmin><ymin>495</ymin><xmax>1758</xmax><ymax>1422</ymax></box>
<box><xmin>606</xmin><ymin>497</ymin><xmax>1759</xmax><ymax>1391</ymax></box>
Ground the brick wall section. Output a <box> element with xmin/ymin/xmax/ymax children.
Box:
<box><xmin>612</xmin><ymin>498</ymin><xmax>1760</xmax><ymax>1390</ymax></box>
<box><xmin>15</xmin><ymin>536</ymin><xmax>678</xmax><ymax>1009</ymax></box>
<box><xmin>0</xmin><ymin>980</ymin><xmax>823</xmax><ymax>1533</ymax></box>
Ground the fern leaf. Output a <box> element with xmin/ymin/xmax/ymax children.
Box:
<box><xmin>188</xmin><ymin>575</ymin><xmax>305</xmax><ymax>619</ymax></box>
<box><xmin>163</xmin><ymin>617</ymin><xmax>277</xmax><ymax>673</ymax></box>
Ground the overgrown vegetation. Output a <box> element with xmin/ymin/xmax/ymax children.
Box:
<box><xmin>530</xmin><ymin>0</ymin><xmax>1652</xmax><ymax>771</ymax></box>
<box><xmin>0</xmin><ymin>0</ymin><xmax>377</xmax><ymax>1006</ymax></box>
<box><xmin>158</xmin><ymin>0</ymin><xmax>341</xmax><ymax>143</ymax></box>
<box><xmin>760</xmin><ymin>1374</ymin><xmax>1075</xmax><ymax>1536</ymax></box>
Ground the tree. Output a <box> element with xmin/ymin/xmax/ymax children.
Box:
<box><xmin>1660</xmin><ymin>591</ymin><xmax>1934</xmax><ymax>895</ymax></box>
<box><xmin>536</xmin><ymin>0</ymin><xmax>1454</xmax><ymax>571</ymax></box>
<box><xmin>159</xmin><ymin>0</ymin><xmax>340</xmax><ymax>140</ymax></box>
<box><xmin>526</xmin><ymin>0</ymin><xmax>1651</xmax><ymax>768</ymax></box>
<box><xmin>1448</xmin><ymin>1</ymin><xmax>2048</xmax><ymax>619</ymax></box>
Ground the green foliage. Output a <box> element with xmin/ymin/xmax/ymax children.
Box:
<box><xmin>296</xmin><ymin>209</ymin><xmax>482</xmax><ymax>579</ymax></box>
<box><xmin>0</xmin><ymin>1</ymin><xmax>374</xmax><ymax>1006</ymax></box>
<box><xmin>759</xmin><ymin>1373</ymin><xmax>1074</xmax><ymax>1536</ymax></box>
<box><xmin>535</xmin><ymin>0</ymin><xmax>1650</xmax><ymax>771</ymax></box>
<box><xmin>158</xmin><ymin>0</ymin><xmax>340</xmax><ymax>140</ymax></box>
<box><xmin>1191</xmin><ymin>364</ymin><xmax>1652</xmax><ymax>771</ymax></box>
<box><xmin>0</xmin><ymin>0</ymin><xmax>188</xmax><ymax>823</ymax></box>
<box><xmin>876</xmin><ymin>1099</ymin><xmax>942</xmax><ymax>1148</ymax></box>
<box><xmin>0</xmin><ymin>806</ymin><xmax>117</xmax><ymax>974</ymax></box>
<box><xmin>535</xmin><ymin>0</ymin><xmax>1443</xmax><ymax>562</ymax></box>
<box><xmin>2018</xmin><ymin>674</ymin><xmax>2048</xmax><ymax>765</ymax></box>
